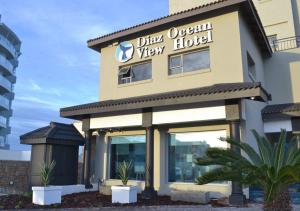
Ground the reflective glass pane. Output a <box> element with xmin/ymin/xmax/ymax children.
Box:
<box><xmin>110</xmin><ymin>135</ymin><xmax>146</xmax><ymax>181</ymax></box>
<box><xmin>183</xmin><ymin>50</ymin><xmax>210</xmax><ymax>72</ymax></box>
<box><xmin>169</xmin><ymin>67</ymin><xmax>182</xmax><ymax>75</ymax></box>
<box><xmin>170</xmin><ymin>56</ymin><xmax>181</xmax><ymax>68</ymax></box>
<box><xmin>131</xmin><ymin>62</ymin><xmax>152</xmax><ymax>82</ymax></box>
<box><xmin>168</xmin><ymin>130</ymin><xmax>227</xmax><ymax>183</ymax></box>
<box><xmin>119</xmin><ymin>67</ymin><xmax>131</xmax><ymax>75</ymax></box>
<box><xmin>118</xmin><ymin>67</ymin><xmax>132</xmax><ymax>84</ymax></box>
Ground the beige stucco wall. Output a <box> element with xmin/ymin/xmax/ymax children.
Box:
<box><xmin>253</xmin><ymin>0</ymin><xmax>297</xmax><ymax>38</ymax></box>
<box><xmin>169</xmin><ymin>0</ymin><xmax>213</xmax><ymax>14</ymax></box>
<box><xmin>169</xmin><ymin>0</ymin><xmax>300</xmax><ymax>38</ymax></box>
<box><xmin>92</xmin><ymin>124</ymin><xmax>236</xmax><ymax>198</ymax></box>
<box><xmin>99</xmin><ymin>12</ymin><xmax>244</xmax><ymax>101</ymax></box>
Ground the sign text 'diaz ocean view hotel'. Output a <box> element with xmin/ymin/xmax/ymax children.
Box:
<box><xmin>59</xmin><ymin>0</ymin><xmax>300</xmax><ymax>205</ymax></box>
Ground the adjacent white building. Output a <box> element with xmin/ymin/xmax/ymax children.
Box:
<box><xmin>0</xmin><ymin>15</ymin><xmax>21</xmax><ymax>149</ymax></box>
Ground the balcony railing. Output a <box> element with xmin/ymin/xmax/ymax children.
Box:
<box><xmin>0</xmin><ymin>75</ymin><xmax>12</xmax><ymax>92</ymax></box>
<box><xmin>0</xmin><ymin>53</ymin><xmax>14</xmax><ymax>75</ymax></box>
<box><xmin>272</xmin><ymin>36</ymin><xmax>300</xmax><ymax>52</ymax></box>
<box><xmin>0</xmin><ymin>95</ymin><xmax>10</xmax><ymax>110</ymax></box>
<box><xmin>0</xmin><ymin>136</ymin><xmax>5</xmax><ymax>147</ymax></box>
<box><xmin>0</xmin><ymin>34</ymin><xmax>18</xmax><ymax>59</ymax></box>
<box><xmin>0</xmin><ymin>116</ymin><xmax>6</xmax><ymax>128</ymax></box>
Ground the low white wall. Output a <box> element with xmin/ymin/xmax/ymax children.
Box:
<box><xmin>90</xmin><ymin>114</ymin><xmax>143</xmax><ymax>129</ymax></box>
<box><xmin>153</xmin><ymin>106</ymin><xmax>226</xmax><ymax>124</ymax></box>
<box><xmin>61</xmin><ymin>183</ymin><xmax>98</xmax><ymax>196</ymax></box>
<box><xmin>0</xmin><ymin>149</ymin><xmax>31</xmax><ymax>161</ymax></box>
<box><xmin>264</xmin><ymin>119</ymin><xmax>292</xmax><ymax>133</ymax></box>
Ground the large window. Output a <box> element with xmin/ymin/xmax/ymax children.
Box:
<box><xmin>118</xmin><ymin>62</ymin><xmax>152</xmax><ymax>85</ymax></box>
<box><xmin>110</xmin><ymin>135</ymin><xmax>146</xmax><ymax>180</ymax></box>
<box><xmin>168</xmin><ymin>130</ymin><xmax>227</xmax><ymax>183</ymax></box>
<box><xmin>169</xmin><ymin>49</ymin><xmax>210</xmax><ymax>75</ymax></box>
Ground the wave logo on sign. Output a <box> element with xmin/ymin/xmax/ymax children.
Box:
<box><xmin>115</xmin><ymin>41</ymin><xmax>134</xmax><ymax>63</ymax></box>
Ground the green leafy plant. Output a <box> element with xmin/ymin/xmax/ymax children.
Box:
<box><xmin>22</xmin><ymin>191</ymin><xmax>32</xmax><ymax>199</ymax></box>
<box><xmin>40</xmin><ymin>160</ymin><xmax>56</xmax><ymax>187</ymax></box>
<box><xmin>118</xmin><ymin>161</ymin><xmax>132</xmax><ymax>186</ymax></box>
<box><xmin>53</xmin><ymin>204</ymin><xmax>60</xmax><ymax>208</ymax></box>
<box><xmin>14</xmin><ymin>201</ymin><xmax>23</xmax><ymax>209</ymax></box>
<box><xmin>195</xmin><ymin>130</ymin><xmax>299</xmax><ymax>211</ymax></box>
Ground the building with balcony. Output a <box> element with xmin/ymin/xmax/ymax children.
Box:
<box><xmin>0</xmin><ymin>15</ymin><xmax>21</xmax><ymax>149</ymax></box>
<box><xmin>58</xmin><ymin>0</ymin><xmax>300</xmax><ymax>205</ymax></box>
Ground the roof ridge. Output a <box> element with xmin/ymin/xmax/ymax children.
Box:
<box><xmin>262</xmin><ymin>102</ymin><xmax>300</xmax><ymax>116</ymax></box>
<box><xmin>20</xmin><ymin>122</ymin><xmax>85</xmax><ymax>145</ymax></box>
<box><xmin>87</xmin><ymin>0</ymin><xmax>228</xmax><ymax>44</ymax></box>
<box><xmin>20</xmin><ymin>125</ymin><xmax>51</xmax><ymax>139</ymax></box>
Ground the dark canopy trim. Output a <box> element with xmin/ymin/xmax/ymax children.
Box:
<box><xmin>262</xmin><ymin>103</ymin><xmax>300</xmax><ymax>120</ymax></box>
<box><xmin>20</xmin><ymin>122</ymin><xmax>85</xmax><ymax>145</ymax></box>
<box><xmin>60</xmin><ymin>82</ymin><xmax>271</xmax><ymax>120</ymax></box>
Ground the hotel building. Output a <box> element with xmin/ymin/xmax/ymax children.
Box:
<box><xmin>60</xmin><ymin>0</ymin><xmax>300</xmax><ymax>204</ymax></box>
<box><xmin>0</xmin><ymin>16</ymin><xmax>21</xmax><ymax>149</ymax></box>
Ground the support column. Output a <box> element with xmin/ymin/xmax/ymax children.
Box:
<box><xmin>229</xmin><ymin>120</ymin><xmax>246</xmax><ymax>205</ymax></box>
<box><xmin>141</xmin><ymin>126</ymin><xmax>157</xmax><ymax>199</ymax></box>
<box><xmin>80</xmin><ymin>145</ymin><xmax>86</xmax><ymax>184</ymax></box>
<box><xmin>84</xmin><ymin>130</ymin><xmax>93</xmax><ymax>189</ymax></box>
<box><xmin>292</xmin><ymin>118</ymin><xmax>300</xmax><ymax>148</ymax></box>
<box><xmin>295</xmin><ymin>133</ymin><xmax>300</xmax><ymax>149</ymax></box>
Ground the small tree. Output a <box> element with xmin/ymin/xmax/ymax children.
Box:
<box><xmin>118</xmin><ymin>161</ymin><xmax>132</xmax><ymax>186</ymax></box>
<box><xmin>40</xmin><ymin>160</ymin><xmax>56</xmax><ymax>187</ymax></box>
<box><xmin>195</xmin><ymin>130</ymin><xmax>299</xmax><ymax>211</ymax></box>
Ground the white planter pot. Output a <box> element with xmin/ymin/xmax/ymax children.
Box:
<box><xmin>111</xmin><ymin>186</ymin><xmax>138</xmax><ymax>204</ymax></box>
<box><xmin>32</xmin><ymin>186</ymin><xmax>62</xmax><ymax>205</ymax></box>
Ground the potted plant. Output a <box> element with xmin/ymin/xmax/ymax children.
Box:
<box><xmin>32</xmin><ymin>160</ymin><xmax>62</xmax><ymax>205</ymax></box>
<box><xmin>111</xmin><ymin>160</ymin><xmax>138</xmax><ymax>204</ymax></box>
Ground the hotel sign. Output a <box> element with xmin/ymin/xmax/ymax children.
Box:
<box><xmin>116</xmin><ymin>22</ymin><xmax>213</xmax><ymax>62</ymax></box>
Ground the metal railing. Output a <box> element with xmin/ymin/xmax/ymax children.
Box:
<box><xmin>0</xmin><ymin>95</ymin><xmax>10</xmax><ymax>110</ymax></box>
<box><xmin>0</xmin><ymin>53</ymin><xmax>14</xmax><ymax>75</ymax></box>
<box><xmin>0</xmin><ymin>116</ymin><xmax>6</xmax><ymax>128</ymax></box>
<box><xmin>0</xmin><ymin>136</ymin><xmax>5</xmax><ymax>147</ymax></box>
<box><xmin>272</xmin><ymin>36</ymin><xmax>300</xmax><ymax>52</ymax></box>
<box><xmin>0</xmin><ymin>74</ymin><xmax>12</xmax><ymax>92</ymax></box>
<box><xmin>0</xmin><ymin>34</ymin><xmax>18</xmax><ymax>58</ymax></box>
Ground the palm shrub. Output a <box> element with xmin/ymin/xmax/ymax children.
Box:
<box><xmin>40</xmin><ymin>160</ymin><xmax>56</xmax><ymax>187</ymax></box>
<box><xmin>118</xmin><ymin>161</ymin><xmax>133</xmax><ymax>186</ymax></box>
<box><xmin>195</xmin><ymin>130</ymin><xmax>299</xmax><ymax>211</ymax></box>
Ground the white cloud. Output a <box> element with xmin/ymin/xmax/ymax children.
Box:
<box><xmin>29</xmin><ymin>80</ymin><xmax>42</xmax><ymax>91</ymax></box>
<box><xmin>15</xmin><ymin>96</ymin><xmax>62</xmax><ymax>110</ymax></box>
<box><xmin>21</xmin><ymin>79</ymin><xmax>62</xmax><ymax>97</ymax></box>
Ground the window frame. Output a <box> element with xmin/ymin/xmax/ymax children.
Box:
<box><xmin>168</xmin><ymin>48</ymin><xmax>210</xmax><ymax>76</ymax></box>
<box><xmin>107</xmin><ymin>135</ymin><xmax>146</xmax><ymax>181</ymax></box>
<box><xmin>118</xmin><ymin>61</ymin><xmax>152</xmax><ymax>85</ymax></box>
<box><xmin>166</xmin><ymin>130</ymin><xmax>229</xmax><ymax>184</ymax></box>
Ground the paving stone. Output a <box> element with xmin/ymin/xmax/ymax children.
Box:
<box><xmin>170</xmin><ymin>189</ymin><xmax>210</xmax><ymax>204</ymax></box>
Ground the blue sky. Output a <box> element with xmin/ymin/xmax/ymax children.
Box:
<box><xmin>0</xmin><ymin>0</ymin><xmax>168</xmax><ymax>150</ymax></box>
